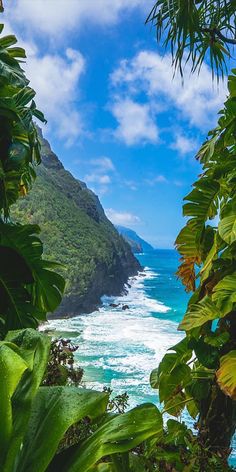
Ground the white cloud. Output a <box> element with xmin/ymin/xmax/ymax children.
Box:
<box><xmin>170</xmin><ymin>133</ymin><xmax>198</xmax><ymax>155</ymax></box>
<box><xmin>111</xmin><ymin>50</ymin><xmax>226</xmax><ymax>131</ymax></box>
<box><xmin>85</xmin><ymin>174</ymin><xmax>111</xmax><ymax>184</ymax></box>
<box><xmin>1</xmin><ymin>20</ymin><xmax>86</xmax><ymax>144</ymax></box>
<box><xmin>83</xmin><ymin>156</ymin><xmax>116</xmax><ymax>195</ymax></box>
<box><xmin>90</xmin><ymin>157</ymin><xmax>115</xmax><ymax>172</ymax></box>
<box><xmin>8</xmin><ymin>0</ymin><xmax>150</xmax><ymax>38</ymax></box>
<box><xmin>105</xmin><ymin>208</ymin><xmax>141</xmax><ymax>226</ymax></box>
<box><xmin>111</xmin><ymin>98</ymin><xmax>159</xmax><ymax>145</ymax></box>
<box><xmin>25</xmin><ymin>48</ymin><xmax>85</xmax><ymax>144</ymax></box>
<box><xmin>154</xmin><ymin>175</ymin><xmax>168</xmax><ymax>183</ymax></box>
<box><xmin>124</xmin><ymin>180</ymin><xmax>138</xmax><ymax>191</ymax></box>
<box><xmin>145</xmin><ymin>174</ymin><xmax>168</xmax><ymax>186</ymax></box>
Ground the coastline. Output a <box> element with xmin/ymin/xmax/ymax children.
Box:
<box><xmin>47</xmin><ymin>262</ymin><xmax>143</xmax><ymax>320</ymax></box>
<box><xmin>42</xmin><ymin>260</ymin><xmax>181</xmax><ymax>408</ymax></box>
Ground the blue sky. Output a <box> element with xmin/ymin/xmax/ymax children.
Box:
<box><xmin>4</xmin><ymin>1</ymin><xmax>227</xmax><ymax>247</ymax></box>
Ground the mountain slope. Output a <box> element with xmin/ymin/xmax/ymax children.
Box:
<box><xmin>12</xmin><ymin>130</ymin><xmax>141</xmax><ymax>317</ymax></box>
<box><xmin>116</xmin><ymin>226</ymin><xmax>154</xmax><ymax>253</ymax></box>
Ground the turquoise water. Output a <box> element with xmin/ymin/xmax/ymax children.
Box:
<box><xmin>46</xmin><ymin>250</ymin><xmax>188</xmax><ymax>405</ymax></box>
<box><xmin>45</xmin><ymin>249</ymin><xmax>236</xmax><ymax>464</ymax></box>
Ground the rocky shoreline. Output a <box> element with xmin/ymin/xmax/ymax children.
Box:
<box><xmin>49</xmin><ymin>261</ymin><xmax>142</xmax><ymax>319</ymax></box>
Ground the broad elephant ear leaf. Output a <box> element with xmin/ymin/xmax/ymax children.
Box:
<box><xmin>0</xmin><ymin>329</ymin><xmax>50</xmax><ymax>471</ymax></box>
<box><xmin>16</xmin><ymin>387</ymin><xmax>109</xmax><ymax>472</ymax></box>
<box><xmin>216</xmin><ymin>351</ymin><xmax>236</xmax><ymax>399</ymax></box>
<box><xmin>48</xmin><ymin>403</ymin><xmax>163</xmax><ymax>472</ymax></box>
<box><xmin>0</xmin><ymin>343</ymin><xmax>28</xmax><ymax>467</ymax></box>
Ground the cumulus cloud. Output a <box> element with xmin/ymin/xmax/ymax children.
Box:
<box><xmin>85</xmin><ymin>174</ymin><xmax>111</xmax><ymax>184</ymax></box>
<box><xmin>83</xmin><ymin>156</ymin><xmax>116</xmax><ymax>195</ymax></box>
<box><xmin>90</xmin><ymin>157</ymin><xmax>115</xmax><ymax>172</ymax></box>
<box><xmin>8</xmin><ymin>0</ymin><xmax>151</xmax><ymax>38</ymax></box>
<box><xmin>170</xmin><ymin>133</ymin><xmax>198</xmax><ymax>155</ymax></box>
<box><xmin>1</xmin><ymin>20</ymin><xmax>86</xmax><ymax>144</ymax></box>
<box><xmin>25</xmin><ymin>48</ymin><xmax>86</xmax><ymax>144</ymax></box>
<box><xmin>145</xmin><ymin>174</ymin><xmax>168</xmax><ymax>186</ymax></box>
<box><xmin>105</xmin><ymin>208</ymin><xmax>141</xmax><ymax>226</ymax></box>
<box><xmin>110</xmin><ymin>50</ymin><xmax>226</xmax><ymax>138</ymax></box>
<box><xmin>111</xmin><ymin>98</ymin><xmax>159</xmax><ymax>145</ymax></box>
<box><xmin>124</xmin><ymin>180</ymin><xmax>138</xmax><ymax>191</ymax></box>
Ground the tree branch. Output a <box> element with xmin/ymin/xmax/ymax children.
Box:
<box><xmin>201</xmin><ymin>27</ymin><xmax>236</xmax><ymax>45</ymax></box>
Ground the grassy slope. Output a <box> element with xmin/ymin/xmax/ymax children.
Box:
<box><xmin>12</xmin><ymin>132</ymin><xmax>141</xmax><ymax>316</ymax></box>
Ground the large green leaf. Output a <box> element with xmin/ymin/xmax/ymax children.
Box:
<box><xmin>183</xmin><ymin>178</ymin><xmax>219</xmax><ymax>224</ymax></box>
<box><xmin>0</xmin><ymin>245</ymin><xmax>38</xmax><ymax>333</ymax></box>
<box><xmin>150</xmin><ymin>338</ymin><xmax>192</xmax><ymax>390</ymax></box>
<box><xmin>219</xmin><ymin>213</ymin><xmax>236</xmax><ymax>245</ymax></box>
<box><xmin>0</xmin><ymin>224</ymin><xmax>65</xmax><ymax>331</ymax></box>
<box><xmin>0</xmin><ymin>25</ymin><xmax>46</xmax><ymax>219</ymax></box>
<box><xmin>189</xmin><ymin>337</ymin><xmax>219</xmax><ymax>369</ymax></box>
<box><xmin>178</xmin><ymin>297</ymin><xmax>222</xmax><ymax>331</ymax></box>
<box><xmin>0</xmin><ymin>343</ymin><xmax>28</xmax><ymax>466</ymax></box>
<box><xmin>200</xmin><ymin>232</ymin><xmax>221</xmax><ymax>282</ymax></box>
<box><xmin>5</xmin><ymin>328</ymin><xmax>50</xmax><ymax>390</ymax></box>
<box><xmin>159</xmin><ymin>363</ymin><xmax>191</xmax><ymax>403</ymax></box>
<box><xmin>16</xmin><ymin>387</ymin><xmax>109</xmax><ymax>472</ymax></box>
<box><xmin>212</xmin><ymin>273</ymin><xmax>236</xmax><ymax>315</ymax></box>
<box><xmin>216</xmin><ymin>351</ymin><xmax>236</xmax><ymax>399</ymax></box>
<box><xmin>31</xmin><ymin>267</ymin><xmax>65</xmax><ymax>313</ymax></box>
<box><xmin>175</xmin><ymin>220</ymin><xmax>199</xmax><ymax>258</ymax></box>
<box><xmin>3</xmin><ymin>330</ymin><xmax>50</xmax><ymax>472</ymax></box>
<box><xmin>0</xmin><ymin>329</ymin><xmax>50</xmax><ymax>471</ymax></box>
<box><xmin>48</xmin><ymin>403</ymin><xmax>163</xmax><ymax>472</ymax></box>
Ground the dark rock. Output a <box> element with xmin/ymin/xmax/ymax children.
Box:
<box><xmin>122</xmin><ymin>304</ymin><xmax>130</xmax><ymax>311</ymax></box>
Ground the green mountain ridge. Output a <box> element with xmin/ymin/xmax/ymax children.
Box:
<box><xmin>116</xmin><ymin>226</ymin><xmax>154</xmax><ymax>253</ymax></box>
<box><xmin>12</xmin><ymin>129</ymin><xmax>141</xmax><ymax>317</ymax></box>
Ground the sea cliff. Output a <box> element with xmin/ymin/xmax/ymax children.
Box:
<box><xmin>12</xmin><ymin>130</ymin><xmax>141</xmax><ymax>317</ymax></box>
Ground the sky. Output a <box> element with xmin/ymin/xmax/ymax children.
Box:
<box><xmin>3</xmin><ymin>0</ymin><xmax>228</xmax><ymax>248</ymax></box>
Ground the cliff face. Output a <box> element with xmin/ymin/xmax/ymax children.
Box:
<box><xmin>12</xmin><ymin>131</ymin><xmax>141</xmax><ymax>317</ymax></box>
<box><xmin>116</xmin><ymin>226</ymin><xmax>154</xmax><ymax>254</ymax></box>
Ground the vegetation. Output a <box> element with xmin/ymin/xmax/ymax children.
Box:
<box><xmin>0</xmin><ymin>328</ymin><xmax>162</xmax><ymax>472</ymax></box>
<box><xmin>12</xmin><ymin>131</ymin><xmax>140</xmax><ymax>315</ymax></box>
<box><xmin>147</xmin><ymin>0</ymin><xmax>236</xmax><ymax>78</ymax></box>
<box><xmin>0</xmin><ymin>24</ymin><xmax>65</xmax><ymax>335</ymax></box>
<box><xmin>146</xmin><ymin>1</ymin><xmax>236</xmax><ymax>469</ymax></box>
<box><xmin>3</xmin><ymin>0</ymin><xmax>236</xmax><ymax>469</ymax></box>
<box><xmin>0</xmin><ymin>15</ymin><xmax>164</xmax><ymax>472</ymax></box>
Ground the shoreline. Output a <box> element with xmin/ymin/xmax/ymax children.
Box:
<box><xmin>47</xmin><ymin>266</ymin><xmax>145</xmax><ymax>321</ymax></box>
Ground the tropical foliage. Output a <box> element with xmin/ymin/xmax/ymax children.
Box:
<box><xmin>0</xmin><ymin>24</ymin><xmax>65</xmax><ymax>334</ymax></box>
<box><xmin>0</xmin><ymin>328</ymin><xmax>162</xmax><ymax>472</ymax></box>
<box><xmin>146</xmin><ymin>0</ymin><xmax>236</xmax><ymax>78</ymax></box>
<box><xmin>147</xmin><ymin>1</ymin><xmax>236</xmax><ymax>469</ymax></box>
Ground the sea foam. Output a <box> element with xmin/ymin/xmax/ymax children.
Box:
<box><xmin>45</xmin><ymin>265</ymin><xmax>182</xmax><ymax>407</ymax></box>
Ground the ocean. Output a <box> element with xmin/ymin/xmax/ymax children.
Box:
<box><xmin>46</xmin><ymin>250</ymin><xmax>188</xmax><ymax>406</ymax></box>
<box><xmin>45</xmin><ymin>249</ymin><xmax>236</xmax><ymax>465</ymax></box>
